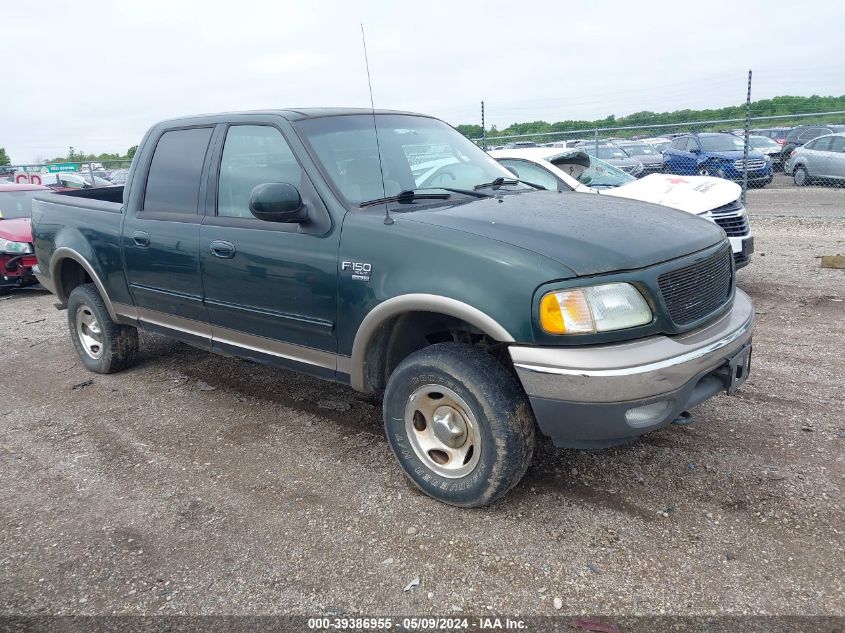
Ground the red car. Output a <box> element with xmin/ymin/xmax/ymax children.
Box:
<box><xmin>0</xmin><ymin>183</ymin><xmax>46</xmax><ymax>295</ymax></box>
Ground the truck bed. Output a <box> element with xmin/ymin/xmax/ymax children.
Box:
<box><xmin>31</xmin><ymin>185</ymin><xmax>134</xmax><ymax>308</ymax></box>
<box><xmin>38</xmin><ymin>185</ymin><xmax>124</xmax><ymax>211</ymax></box>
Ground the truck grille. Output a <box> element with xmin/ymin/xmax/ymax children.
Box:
<box><xmin>734</xmin><ymin>158</ymin><xmax>765</xmax><ymax>171</ymax></box>
<box><xmin>713</xmin><ymin>214</ymin><xmax>750</xmax><ymax>236</ymax></box>
<box><xmin>658</xmin><ymin>245</ymin><xmax>733</xmax><ymax>326</ymax></box>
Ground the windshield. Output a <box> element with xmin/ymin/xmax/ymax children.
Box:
<box><xmin>582</xmin><ymin>145</ymin><xmax>630</xmax><ymax>160</ymax></box>
<box><xmin>699</xmin><ymin>135</ymin><xmax>745</xmax><ymax>152</ymax></box>
<box><xmin>620</xmin><ymin>143</ymin><xmax>658</xmax><ymax>156</ymax></box>
<box><xmin>550</xmin><ymin>152</ymin><xmax>636</xmax><ymax>188</ymax></box>
<box><xmin>749</xmin><ymin>136</ymin><xmax>779</xmax><ymax>149</ymax></box>
<box><xmin>294</xmin><ymin>114</ymin><xmax>525</xmax><ymax>205</ymax></box>
<box><xmin>0</xmin><ymin>190</ymin><xmax>42</xmax><ymax>219</ymax></box>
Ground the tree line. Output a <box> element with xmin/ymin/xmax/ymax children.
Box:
<box><xmin>454</xmin><ymin>95</ymin><xmax>845</xmax><ymax>140</ymax></box>
<box><xmin>0</xmin><ymin>146</ymin><xmax>138</xmax><ymax>167</ymax></box>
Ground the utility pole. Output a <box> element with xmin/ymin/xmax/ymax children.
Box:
<box><xmin>742</xmin><ymin>70</ymin><xmax>752</xmax><ymax>205</ymax></box>
<box><xmin>481</xmin><ymin>101</ymin><xmax>486</xmax><ymax>150</ymax></box>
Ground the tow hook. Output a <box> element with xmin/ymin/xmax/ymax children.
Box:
<box><xmin>672</xmin><ymin>411</ymin><xmax>694</xmax><ymax>426</ymax></box>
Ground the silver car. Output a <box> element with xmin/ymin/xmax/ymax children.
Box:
<box><xmin>575</xmin><ymin>143</ymin><xmax>644</xmax><ymax>177</ymax></box>
<box><xmin>785</xmin><ymin>133</ymin><xmax>845</xmax><ymax>186</ymax></box>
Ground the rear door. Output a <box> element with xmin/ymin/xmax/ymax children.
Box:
<box><xmin>677</xmin><ymin>137</ymin><xmax>699</xmax><ymax>175</ymax></box>
<box><xmin>199</xmin><ymin>121</ymin><xmax>340</xmax><ymax>379</ymax></box>
<box><xmin>122</xmin><ymin>126</ymin><xmax>214</xmax><ymax>346</ymax></box>
<box><xmin>664</xmin><ymin>137</ymin><xmax>687</xmax><ymax>174</ymax></box>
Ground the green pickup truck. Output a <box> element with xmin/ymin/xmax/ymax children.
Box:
<box><xmin>31</xmin><ymin>109</ymin><xmax>754</xmax><ymax>507</ymax></box>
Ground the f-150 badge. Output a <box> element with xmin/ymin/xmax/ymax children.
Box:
<box><xmin>341</xmin><ymin>261</ymin><xmax>372</xmax><ymax>282</ymax></box>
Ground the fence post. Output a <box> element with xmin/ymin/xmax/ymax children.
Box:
<box><xmin>594</xmin><ymin>128</ymin><xmax>599</xmax><ymax>155</ymax></box>
<box><xmin>88</xmin><ymin>162</ymin><xmax>97</xmax><ymax>189</ymax></box>
<box><xmin>481</xmin><ymin>101</ymin><xmax>486</xmax><ymax>151</ymax></box>
<box><xmin>742</xmin><ymin>69</ymin><xmax>752</xmax><ymax>205</ymax></box>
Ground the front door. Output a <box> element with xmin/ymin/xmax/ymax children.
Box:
<box><xmin>199</xmin><ymin>123</ymin><xmax>340</xmax><ymax>379</ymax></box>
<box><xmin>828</xmin><ymin>136</ymin><xmax>845</xmax><ymax>179</ymax></box>
<box><xmin>122</xmin><ymin>126</ymin><xmax>214</xmax><ymax>346</ymax></box>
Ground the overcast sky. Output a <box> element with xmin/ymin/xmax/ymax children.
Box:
<box><xmin>2</xmin><ymin>0</ymin><xmax>844</xmax><ymax>162</ymax></box>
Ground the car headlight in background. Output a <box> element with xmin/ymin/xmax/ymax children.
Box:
<box><xmin>539</xmin><ymin>283</ymin><xmax>652</xmax><ymax>334</ymax></box>
<box><xmin>0</xmin><ymin>238</ymin><xmax>34</xmax><ymax>255</ymax></box>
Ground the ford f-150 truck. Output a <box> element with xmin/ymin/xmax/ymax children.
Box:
<box><xmin>31</xmin><ymin>109</ymin><xmax>754</xmax><ymax>507</ymax></box>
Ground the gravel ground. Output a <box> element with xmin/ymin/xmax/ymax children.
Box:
<box><xmin>1</xmin><ymin>187</ymin><xmax>843</xmax><ymax>618</ymax></box>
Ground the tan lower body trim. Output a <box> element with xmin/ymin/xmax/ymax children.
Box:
<box><xmin>119</xmin><ymin>305</ymin><xmax>343</xmax><ymax>372</ymax></box>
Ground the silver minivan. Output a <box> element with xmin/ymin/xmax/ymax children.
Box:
<box><xmin>785</xmin><ymin>133</ymin><xmax>845</xmax><ymax>186</ymax></box>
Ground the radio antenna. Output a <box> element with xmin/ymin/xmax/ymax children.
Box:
<box><xmin>360</xmin><ymin>23</ymin><xmax>393</xmax><ymax>225</ymax></box>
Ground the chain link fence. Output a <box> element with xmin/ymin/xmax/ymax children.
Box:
<box><xmin>472</xmin><ymin>110</ymin><xmax>845</xmax><ymax>195</ymax></box>
<box><xmin>1</xmin><ymin>159</ymin><xmax>132</xmax><ymax>189</ymax></box>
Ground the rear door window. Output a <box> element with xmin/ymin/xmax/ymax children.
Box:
<box><xmin>143</xmin><ymin>127</ymin><xmax>213</xmax><ymax>213</ymax></box>
<box><xmin>496</xmin><ymin>159</ymin><xmax>559</xmax><ymax>190</ymax></box>
<box><xmin>813</xmin><ymin>137</ymin><xmax>833</xmax><ymax>151</ymax></box>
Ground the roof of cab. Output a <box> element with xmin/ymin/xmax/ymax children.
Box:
<box><xmin>155</xmin><ymin>108</ymin><xmax>431</xmax><ymax>127</ymax></box>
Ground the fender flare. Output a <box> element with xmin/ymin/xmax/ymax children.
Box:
<box><xmin>50</xmin><ymin>247</ymin><xmax>119</xmax><ymax>322</ymax></box>
<box><xmin>348</xmin><ymin>293</ymin><xmax>515</xmax><ymax>391</ymax></box>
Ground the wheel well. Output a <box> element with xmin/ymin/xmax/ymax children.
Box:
<box><xmin>363</xmin><ymin>311</ymin><xmax>511</xmax><ymax>392</ymax></box>
<box><xmin>56</xmin><ymin>258</ymin><xmax>93</xmax><ymax>304</ymax></box>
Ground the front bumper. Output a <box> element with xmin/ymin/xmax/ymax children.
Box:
<box><xmin>510</xmin><ymin>289</ymin><xmax>754</xmax><ymax>448</ymax></box>
<box><xmin>1</xmin><ymin>253</ymin><xmax>39</xmax><ymax>290</ymax></box>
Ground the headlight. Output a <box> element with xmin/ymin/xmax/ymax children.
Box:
<box><xmin>0</xmin><ymin>237</ymin><xmax>34</xmax><ymax>255</ymax></box>
<box><xmin>540</xmin><ymin>283</ymin><xmax>652</xmax><ymax>335</ymax></box>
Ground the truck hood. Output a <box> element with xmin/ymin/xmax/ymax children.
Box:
<box><xmin>402</xmin><ymin>191</ymin><xmax>725</xmax><ymax>276</ymax></box>
<box><xmin>0</xmin><ymin>218</ymin><xmax>32</xmax><ymax>243</ymax></box>
<box><xmin>600</xmin><ymin>173</ymin><xmax>742</xmax><ymax>215</ymax></box>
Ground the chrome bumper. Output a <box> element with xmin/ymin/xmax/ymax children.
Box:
<box><xmin>510</xmin><ymin>289</ymin><xmax>754</xmax><ymax>403</ymax></box>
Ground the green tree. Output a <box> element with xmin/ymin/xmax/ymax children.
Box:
<box><xmin>127</xmin><ymin>145</ymin><xmax>138</xmax><ymax>160</ymax></box>
<box><xmin>0</xmin><ymin>147</ymin><xmax>10</xmax><ymax>166</ymax></box>
<box><xmin>455</xmin><ymin>94</ymin><xmax>845</xmax><ymax>142</ymax></box>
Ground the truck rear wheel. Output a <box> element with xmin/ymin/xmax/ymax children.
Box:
<box><xmin>67</xmin><ymin>283</ymin><xmax>138</xmax><ymax>374</ymax></box>
<box><xmin>383</xmin><ymin>343</ymin><xmax>535</xmax><ymax>507</ymax></box>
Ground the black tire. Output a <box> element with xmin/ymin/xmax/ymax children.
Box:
<box><xmin>67</xmin><ymin>283</ymin><xmax>138</xmax><ymax>374</ymax></box>
<box><xmin>383</xmin><ymin>343</ymin><xmax>535</xmax><ymax>507</ymax></box>
<box><xmin>0</xmin><ymin>287</ymin><xmax>11</xmax><ymax>297</ymax></box>
<box><xmin>793</xmin><ymin>165</ymin><xmax>810</xmax><ymax>187</ymax></box>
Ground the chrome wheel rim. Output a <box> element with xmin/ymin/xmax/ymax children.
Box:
<box><xmin>75</xmin><ymin>304</ymin><xmax>104</xmax><ymax>359</ymax></box>
<box><xmin>794</xmin><ymin>169</ymin><xmax>806</xmax><ymax>185</ymax></box>
<box><xmin>404</xmin><ymin>384</ymin><xmax>481</xmax><ymax>479</ymax></box>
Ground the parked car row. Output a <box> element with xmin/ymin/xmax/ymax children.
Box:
<box><xmin>489</xmin><ymin>147</ymin><xmax>754</xmax><ymax>268</ymax></box>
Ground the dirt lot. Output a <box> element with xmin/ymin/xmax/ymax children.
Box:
<box><xmin>1</xmin><ymin>185</ymin><xmax>843</xmax><ymax>618</ymax></box>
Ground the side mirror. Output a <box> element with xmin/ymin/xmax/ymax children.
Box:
<box><xmin>503</xmin><ymin>165</ymin><xmax>520</xmax><ymax>178</ymax></box>
<box><xmin>690</xmin><ymin>147</ymin><xmax>700</xmax><ymax>154</ymax></box>
<box><xmin>249</xmin><ymin>183</ymin><xmax>307</xmax><ymax>223</ymax></box>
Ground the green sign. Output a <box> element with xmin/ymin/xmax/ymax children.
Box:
<box><xmin>47</xmin><ymin>163</ymin><xmax>80</xmax><ymax>173</ymax></box>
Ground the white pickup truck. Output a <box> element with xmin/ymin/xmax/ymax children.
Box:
<box><xmin>490</xmin><ymin>147</ymin><xmax>754</xmax><ymax>268</ymax></box>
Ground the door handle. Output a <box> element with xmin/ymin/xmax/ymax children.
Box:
<box><xmin>209</xmin><ymin>240</ymin><xmax>236</xmax><ymax>259</ymax></box>
<box><xmin>132</xmin><ymin>231</ymin><xmax>150</xmax><ymax>248</ymax></box>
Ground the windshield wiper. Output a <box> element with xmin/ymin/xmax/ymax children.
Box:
<box><xmin>359</xmin><ymin>187</ymin><xmax>491</xmax><ymax>208</ymax></box>
<box><xmin>473</xmin><ymin>177</ymin><xmax>545</xmax><ymax>191</ymax></box>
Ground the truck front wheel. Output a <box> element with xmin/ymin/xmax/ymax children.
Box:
<box><xmin>67</xmin><ymin>283</ymin><xmax>138</xmax><ymax>374</ymax></box>
<box><xmin>383</xmin><ymin>343</ymin><xmax>535</xmax><ymax>507</ymax></box>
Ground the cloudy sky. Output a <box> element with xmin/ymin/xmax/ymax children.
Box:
<box><xmin>2</xmin><ymin>0</ymin><xmax>844</xmax><ymax>162</ymax></box>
